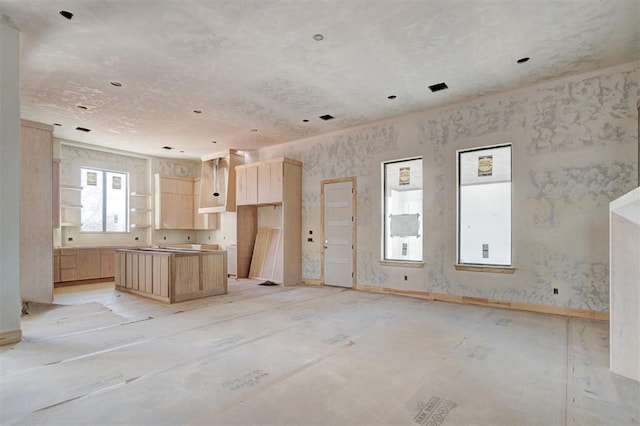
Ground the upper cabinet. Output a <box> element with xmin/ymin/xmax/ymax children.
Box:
<box><xmin>154</xmin><ymin>175</ymin><xmax>193</xmax><ymax>230</ymax></box>
<box><xmin>154</xmin><ymin>174</ymin><xmax>219</xmax><ymax>230</ymax></box>
<box><xmin>199</xmin><ymin>149</ymin><xmax>244</xmax><ymax>213</ymax></box>
<box><xmin>237</xmin><ymin>158</ymin><xmax>296</xmax><ymax>206</ymax></box>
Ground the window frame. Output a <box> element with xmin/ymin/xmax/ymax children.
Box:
<box><xmin>380</xmin><ymin>156</ymin><xmax>424</xmax><ymax>265</ymax></box>
<box><xmin>456</xmin><ymin>143</ymin><xmax>513</xmax><ymax>269</ymax></box>
<box><xmin>80</xmin><ymin>167</ymin><xmax>130</xmax><ymax>233</ymax></box>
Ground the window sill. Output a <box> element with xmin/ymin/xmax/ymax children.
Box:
<box><xmin>380</xmin><ymin>260</ymin><xmax>424</xmax><ymax>268</ymax></box>
<box><xmin>454</xmin><ymin>264</ymin><xmax>515</xmax><ymax>274</ymax></box>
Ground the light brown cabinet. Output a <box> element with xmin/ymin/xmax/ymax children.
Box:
<box><xmin>235</xmin><ymin>157</ymin><xmax>302</xmax><ymax>285</ymax></box>
<box><xmin>155</xmin><ymin>175</ymin><xmax>219</xmax><ymax>230</ymax></box>
<box><xmin>78</xmin><ymin>248</ymin><xmax>101</xmax><ymax>280</ymax></box>
<box><xmin>115</xmin><ymin>248</ymin><xmax>227</xmax><ymax>303</ymax></box>
<box><xmin>237</xmin><ymin>159</ymin><xmax>285</xmax><ymax>206</ymax></box>
<box><xmin>100</xmin><ymin>249</ymin><xmax>115</xmax><ymax>277</ymax></box>
<box><xmin>54</xmin><ymin>247</ymin><xmax>117</xmax><ymax>284</ymax></box>
<box><xmin>59</xmin><ymin>249</ymin><xmax>78</xmax><ymax>282</ymax></box>
<box><xmin>155</xmin><ymin>175</ymin><xmax>194</xmax><ymax>230</ymax></box>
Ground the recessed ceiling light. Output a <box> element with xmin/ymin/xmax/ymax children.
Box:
<box><xmin>53</xmin><ymin>123</ymin><xmax>62</xmax><ymax>126</ymax></box>
<box><xmin>75</xmin><ymin>127</ymin><xmax>91</xmax><ymax>132</ymax></box>
<box><xmin>302</xmin><ymin>119</ymin><xmax>309</xmax><ymax>123</ymax></box>
<box><xmin>162</xmin><ymin>146</ymin><xmax>173</xmax><ymax>150</ymax></box>
<box><xmin>313</xmin><ymin>34</ymin><xmax>324</xmax><ymax>41</ymax></box>
<box><xmin>516</xmin><ymin>57</ymin><xmax>530</xmax><ymax>64</ymax></box>
<box><xmin>77</xmin><ymin>105</ymin><xmax>88</xmax><ymax>110</ymax></box>
<box><xmin>387</xmin><ymin>95</ymin><xmax>397</xmax><ymax>99</ymax></box>
<box><xmin>179</xmin><ymin>150</ymin><xmax>184</xmax><ymax>153</ymax></box>
<box><xmin>319</xmin><ymin>114</ymin><xmax>334</xmax><ymax>121</ymax></box>
<box><xmin>193</xmin><ymin>110</ymin><xmax>202</xmax><ymax>114</ymax></box>
<box><xmin>110</xmin><ymin>81</ymin><xmax>122</xmax><ymax>87</ymax></box>
<box><xmin>251</xmin><ymin>129</ymin><xmax>258</xmax><ymax>133</ymax></box>
<box><xmin>211</xmin><ymin>140</ymin><xmax>217</xmax><ymax>144</ymax></box>
<box><xmin>428</xmin><ymin>82</ymin><xmax>448</xmax><ymax>93</ymax></box>
<box><xmin>59</xmin><ymin>10</ymin><xmax>74</xmax><ymax>20</ymax></box>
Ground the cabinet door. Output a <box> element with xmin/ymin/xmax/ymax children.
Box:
<box><xmin>270</xmin><ymin>161</ymin><xmax>283</xmax><ymax>203</ymax></box>
<box><xmin>78</xmin><ymin>249</ymin><xmax>101</xmax><ymax>280</ymax></box>
<box><xmin>257</xmin><ymin>164</ymin><xmax>271</xmax><ymax>204</ymax></box>
<box><xmin>246</xmin><ymin>166</ymin><xmax>258</xmax><ymax>205</ymax></box>
<box><xmin>176</xmin><ymin>179</ymin><xmax>193</xmax><ymax>195</ymax></box>
<box><xmin>101</xmin><ymin>249</ymin><xmax>115</xmax><ymax>277</ymax></box>
<box><xmin>177</xmin><ymin>194</ymin><xmax>193</xmax><ymax>229</ymax></box>
<box><xmin>160</xmin><ymin>192</ymin><xmax>178</xmax><ymax>229</ymax></box>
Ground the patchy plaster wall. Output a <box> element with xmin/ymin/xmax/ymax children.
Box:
<box><xmin>257</xmin><ymin>62</ymin><xmax>639</xmax><ymax>312</ymax></box>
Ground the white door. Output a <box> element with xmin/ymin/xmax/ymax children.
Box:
<box><xmin>322</xmin><ymin>179</ymin><xmax>355</xmax><ymax>288</ymax></box>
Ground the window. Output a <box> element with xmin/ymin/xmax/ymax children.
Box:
<box><xmin>81</xmin><ymin>167</ymin><xmax>129</xmax><ymax>232</ymax></box>
<box><xmin>457</xmin><ymin>145</ymin><xmax>511</xmax><ymax>266</ymax></box>
<box><xmin>382</xmin><ymin>158</ymin><xmax>423</xmax><ymax>262</ymax></box>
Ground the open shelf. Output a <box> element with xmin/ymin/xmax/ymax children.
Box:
<box><xmin>60</xmin><ymin>184</ymin><xmax>82</xmax><ymax>191</ymax></box>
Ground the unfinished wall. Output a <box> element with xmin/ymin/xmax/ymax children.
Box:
<box><xmin>0</xmin><ymin>18</ymin><xmax>22</xmax><ymax>343</ymax></box>
<box><xmin>257</xmin><ymin>62</ymin><xmax>639</xmax><ymax>313</ymax></box>
<box><xmin>58</xmin><ymin>143</ymin><xmax>217</xmax><ymax>247</ymax></box>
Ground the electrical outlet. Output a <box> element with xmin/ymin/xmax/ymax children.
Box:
<box><xmin>134</xmin><ymin>237</ymin><xmax>139</xmax><ymax>241</ymax></box>
<box><xmin>404</xmin><ymin>275</ymin><xmax>408</xmax><ymax>281</ymax></box>
<box><xmin>307</xmin><ymin>237</ymin><xmax>313</xmax><ymax>242</ymax></box>
<box><xmin>67</xmin><ymin>237</ymin><xmax>73</xmax><ymax>242</ymax></box>
<box><xmin>163</xmin><ymin>236</ymin><xmax>167</xmax><ymax>240</ymax></box>
<box><xmin>553</xmin><ymin>288</ymin><xmax>558</xmax><ymax>295</ymax></box>
<box><xmin>187</xmin><ymin>236</ymin><xmax>190</xmax><ymax>240</ymax></box>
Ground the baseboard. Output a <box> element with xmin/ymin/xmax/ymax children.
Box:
<box><xmin>301</xmin><ymin>278</ymin><xmax>322</xmax><ymax>285</ymax></box>
<box><xmin>0</xmin><ymin>329</ymin><xmax>22</xmax><ymax>346</ymax></box>
<box><xmin>355</xmin><ymin>284</ymin><xmax>608</xmax><ymax>320</ymax></box>
<box><xmin>54</xmin><ymin>277</ymin><xmax>114</xmax><ymax>288</ymax></box>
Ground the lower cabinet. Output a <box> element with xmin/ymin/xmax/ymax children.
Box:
<box><xmin>54</xmin><ymin>247</ymin><xmax>117</xmax><ymax>284</ymax></box>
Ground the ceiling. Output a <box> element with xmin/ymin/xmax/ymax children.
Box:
<box><xmin>1</xmin><ymin>1</ymin><xmax>639</xmax><ymax>159</ymax></box>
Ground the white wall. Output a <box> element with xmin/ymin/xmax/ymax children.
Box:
<box><xmin>256</xmin><ymin>62</ymin><xmax>639</xmax><ymax>313</ymax></box>
<box><xmin>0</xmin><ymin>19</ymin><xmax>22</xmax><ymax>340</ymax></box>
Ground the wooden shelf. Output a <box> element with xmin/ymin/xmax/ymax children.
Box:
<box><xmin>61</xmin><ymin>204</ymin><xmax>82</xmax><ymax>209</ymax></box>
<box><xmin>60</xmin><ymin>222</ymin><xmax>82</xmax><ymax>227</ymax></box>
<box><xmin>60</xmin><ymin>184</ymin><xmax>82</xmax><ymax>191</ymax></box>
<box><xmin>131</xmin><ymin>208</ymin><xmax>152</xmax><ymax>212</ymax></box>
<box><xmin>131</xmin><ymin>192</ymin><xmax>152</xmax><ymax>197</ymax></box>
<box><xmin>130</xmin><ymin>224</ymin><xmax>152</xmax><ymax>228</ymax></box>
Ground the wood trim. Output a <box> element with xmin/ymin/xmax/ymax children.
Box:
<box><xmin>20</xmin><ymin>119</ymin><xmax>53</xmax><ymax>131</ymax></box>
<box><xmin>54</xmin><ymin>277</ymin><xmax>114</xmax><ymax>288</ymax></box>
<box><xmin>454</xmin><ymin>264</ymin><xmax>515</xmax><ymax>274</ymax></box>
<box><xmin>301</xmin><ymin>278</ymin><xmax>322</xmax><ymax>285</ymax></box>
<box><xmin>379</xmin><ymin>260</ymin><xmax>425</xmax><ymax>268</ymax></box>
<box><xmin>0</xmin><ymin>329</ymin><xmax>22</xmax><ymax>346</ymax></box>
<box><xmin>355</xmin><ymin>284</ymin><xmax>608</xmax><ymax>320</ymax></box>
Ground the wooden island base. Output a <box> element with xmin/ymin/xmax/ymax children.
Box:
<box><xmin>115</xmin><ymin>248</ymin><xmax>227</xmax><ymax>303</ymax></box>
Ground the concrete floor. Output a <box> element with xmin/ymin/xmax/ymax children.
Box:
<box><xmin>1</xmin><ymin>280</ymin><xmax>638</xmax><ymax>425</ymax></box>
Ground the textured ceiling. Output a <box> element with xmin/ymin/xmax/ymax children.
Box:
<box><xmin>1</xmin><ymin>0</ymin><xmax>639</xmax><ymax>159</ymax></box>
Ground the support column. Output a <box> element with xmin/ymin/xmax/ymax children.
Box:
<box><xmin>0</xmin><ymin>18</ymin><xmax>23</xmax><ymax>345</ymax></box>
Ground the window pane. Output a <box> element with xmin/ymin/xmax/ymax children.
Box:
<box><xmin>105</xmin><ymin>171</ymin><xmax>128</xmax><ymax>232</ymax></box>
<box><xmin>458</xmin><ymin>145</ymin><xmax>511</xmax><ymax>265</ymax></box>
<box><xmin>383</xmin><ymin>158</ymin><xmax>423</xmax><ymax>262</ymax></box>
<box><xmin>81</xmin><ymin>168</ymin><xmax>104</xmax><ymax>232</ymax></box>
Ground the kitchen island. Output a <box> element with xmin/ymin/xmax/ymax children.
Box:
<box><xmin>114</xmin><ymin>247</ymin><xmax>227</xmax><ymax>303</ymax></box>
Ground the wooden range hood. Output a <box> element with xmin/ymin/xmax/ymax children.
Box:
<box><xmin>199</xmin><ymin>149</ymin><xmax>245</xmax><ymax>213</ymax></box>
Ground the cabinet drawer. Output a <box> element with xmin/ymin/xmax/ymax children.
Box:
<box><xmin>60</xmin><ymin>268</ymin><xmax>78</xmax><ymax>282</ymax></box>
<box><xmin>60</xmin><ymin>254</ymin><xmax>78</xmax><ymax>268</ymax></box>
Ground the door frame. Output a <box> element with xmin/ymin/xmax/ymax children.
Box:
<box><xmin>320</xmin><ymin>177</ymin><xmax>357</xmax><ymax>288</ymax></box>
